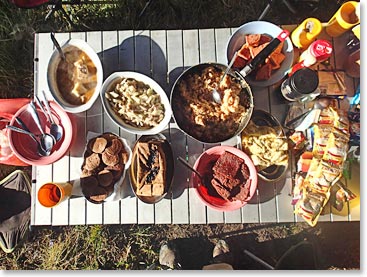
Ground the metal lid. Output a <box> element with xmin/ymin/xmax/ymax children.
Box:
<box><xmin>290</xmin><ymin>68</ymin><xmax>319</xmax><ymax>95</ymax></box>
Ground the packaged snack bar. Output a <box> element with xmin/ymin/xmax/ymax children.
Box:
<box><xmin>295</xmin><ymin>187</ymin><xmax>329</xmax><ymax>227</ymax></box>
<box><xmin>322</xmin><ymin>130</ymin><xmax>349</xmax><ymax>166</ymax></box>
<box><xmin>311</xmin><ymin>161</ymin><xmax>342</xmax><ymax>194</ymax></box>
<box><xmin>318</xmin><ymin>106</ymin><xmax>335</xmax><ymax>124</ymax></box>
<box><xmin>332</xmin><ymin>109</ymin><xmax>350</xmax><ymax>134</ymax></box>
<box><xmin>312</xmin><ymin>124</ymin><xmax>333</xmax><ymax>159</ymax></box>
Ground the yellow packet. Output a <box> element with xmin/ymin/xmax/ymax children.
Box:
<box><xmin>322</xmin><ymin>130</ymin><xmax>349</xmax><ymax>166</ymax></box>
<box><xmin>294</xmin><ymin>187</ymin><xmax>330</xmax><ymax>227</ymax></box>
<box><xmin>311</xmin><ymin>161</ymin><xmax>342</xmax><ymax>194</ymax></box>
<box><xmin>332</xmin><ymin>109</ymin><xmax>350</xmax><ymax>135</ymax></box>
<box><xmin>312</xmin><ymin>124</ymin><xmax>333</xmax><ymax>159</ymax></box>
<box><xmin>318</xmin><ymin>106</ymin><xmax>335</xmax><ymax>125</ymax></box>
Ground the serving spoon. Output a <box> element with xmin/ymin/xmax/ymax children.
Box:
<box><xmin>27</xmin><ymin>100</ymin><xmax>55</xmax><ymax>155</ymax></box>
<box><xmin>40</xmin><ymin>90</ymin><xmax>64</xmax><ymax>142</ymax></box>
<box><xmin>212</xmin><ymin>51</ymin><xmax>238</xmax><ymax>104</ymax></box>
<box><xmin>177</xmin><ymin>156</ymin><xmax>210</xmax><ymax>187</ymax></box>
<box><xmin>7</xmin><ymin>124</ymin><xmax>51</xmax><ymax>156</ymax></box>
<box><xmin>50</xmin><ymin>32</ymin><xmax>66</xmax><ymax>60</ymax></box>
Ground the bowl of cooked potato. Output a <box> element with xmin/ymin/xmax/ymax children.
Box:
<box><xmin>226</xmin><ymin>21</ymin><xmax>294</xmax><ymax>87</ymax></box>
<box><xmin>100</xmin><ymin>72</ymin><xmax>172</xmax><ymax>135</ymax></box>
<box><xmin>241</xmin><ymin>109</ymin><xmax>289</xmax><ymax>182</ymax></box>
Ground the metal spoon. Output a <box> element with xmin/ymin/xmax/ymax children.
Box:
<box><xmin>27</xmin><ymin>100</ymin><xmax>55</xmax><ymax>154</ymax></box>
<box><xmin>50</xmin><ymin>32</ymin><xmax>66</xmax><ymax>60</ymax></box>
<box><xmin>212</xmin><ymin>51</ymin><xmax>238</xmax><ymax>104</ymax></box>
<box><xmin>40</xmin><ymin>90</ymin><xmax>64</xmax><ymax>142</ymax></box>
<box><xmin>177</xmin><ymin>156</ymin><xmax>210</xmax><ymax>187</ymax></box>
<box><xmin>7</xmin><ymin>125</ymin><xmax>51</xmax><ymax>156</ymax></box>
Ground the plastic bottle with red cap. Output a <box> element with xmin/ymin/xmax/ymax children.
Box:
<box><xmin>288</xmin><ymin>39</ymin><xmax>333</xmax><ymax>76</ymax></box>
<box><xmin>299</xmin><ymin>39</ymin><xmax>333</xmax><ymax>65</ymax></box>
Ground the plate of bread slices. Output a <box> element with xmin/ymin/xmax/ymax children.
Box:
<box><xmin>129</xmin><ymin>133</ymin><xmax>174</xmax><ymax>204</ymax></box>
<box><xmin>80</xmin><ymin>132</ymin><xmax>131</xmax><ymax>204</ymax></box>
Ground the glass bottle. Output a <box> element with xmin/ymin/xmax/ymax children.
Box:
<box><xmin>281</xmin><ymin>68</ymin><xmax>320</xmax><ymax>102</ymax></box>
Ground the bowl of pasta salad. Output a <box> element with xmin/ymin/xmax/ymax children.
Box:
<box><xmin>100</xmin><ymin>71</ymin><xmax>172</xmax><ymax>135</ymax></box>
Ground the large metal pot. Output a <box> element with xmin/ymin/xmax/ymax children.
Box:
<box><xmin>170</xmin><ymin>63</ymin><xmax>254</xmax><ymax>144</ymax></box>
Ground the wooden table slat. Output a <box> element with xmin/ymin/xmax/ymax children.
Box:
<box><xmin>167</xmin><ymin>30</ymin><xmax>190</xmax><ymax>224</ymax></box>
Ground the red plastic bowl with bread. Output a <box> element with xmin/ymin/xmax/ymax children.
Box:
<box><xmin>192</xmin><ymin>145</ymin><xmax>258</xmax><ymax>211</ymax></box>
<box><xmin>226</xmin><ymin>21</ymin><xmax>294</xmax><ymax>87</ymax></box>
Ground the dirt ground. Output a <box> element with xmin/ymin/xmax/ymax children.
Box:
<box><xmin>147</xmin><ymin>221</ymin><xmax>360</xmax><ymax>270</ymax></box>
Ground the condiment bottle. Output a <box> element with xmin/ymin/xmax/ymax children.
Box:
<box><xmin>287</xmin><ymin>57</ymin><xmax>317</xmax><ymax>77</ymax></box>
<box><xmin>281</xmin><ymin>68</ymin><xmax>320</xmax><ymax>102</ymax></box>
<box><xmin>291</xmin><ymin>18</ymin><xmax>322</xmax><ymax>49</ymax></box>
<box><xmin>325</xmin><ymin>1</ymin><xmax>360</xmax><ymax>37</ymax></box>
<box><xmin>299</xmin><ymin>39</ymin><xmax>333</xmax><ymax>65</ymax></box>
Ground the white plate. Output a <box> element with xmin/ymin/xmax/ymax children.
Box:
<box><xmin>226</xmin><ymin>21</ymin><xmax>294</xmax><ymax>87</ymax></box>
<box><xmin>47</xmin><ymin>38</ymin><xmax>103</xmax><ymax>113</ymax></box>
<box><xmin>100</xmin><ymin>71</ymin><xmax>172</xmax><ymax>135</ymax></box>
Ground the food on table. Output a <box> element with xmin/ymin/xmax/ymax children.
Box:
<box><xmin>135</xmin><ymin>140</ymin><xmax>166</xmax><ymax>197</ymax></box>
<box><xmin>88</xmin><ymin>137</ymin><xmax>107</xmax><ymax>153</ymax></box>
<box><xmin>289</xmin><ymin>131</ymin><xmax>306</xmax><ymax>151</ymax></box>
<box><xmin>84</xmin><ymin>152</ymin><xmax>101</xmax><ymax>171</ymax></box>
<box><xmin>97</xmin><ymin>169</ymin><xmax>114</xmax><ymax>187</ymax></box>
<box><xmin>105</xmin><ymin>77</ymin><xmax>165</xmax><ymax>129</ymax></box>
<box><xmin>297</xmin><ymin>151</ymin><xmax>313</xmax><ymax>173</ymax></box>
<box><xmin>210</xmin><ymin>151</ymin><xmax>251</xmax><ymax>202</ymax></box>
<box><xmin>241</xmin><ymin>121</ymin><xmax>288</xmax><ymax>170</ymax></box>
<box><xmin>293</xmin><ymin>106</ymin><xmax>352</xmax><ymax>227</ymax></box>
<box><xmin>81</xmin><ymin>133</ymin><xmax>129</xmax><ymax>203</ymax></box>
<box><xmin>56</xmin><ymin>46</ymin><xmax>97</xmax><ymax>105</ymax></box>
<box><xmin>233</xmin><ymin>33</ymin><xmax>286</xmax><ymax>80</ymax></box>
<box><xmin>173</xmin><ymin>66</ymin><xmax>252</xmax><ymax>143</ymax></box>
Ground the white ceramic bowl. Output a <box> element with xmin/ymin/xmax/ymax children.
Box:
<box><xmin>47</xmin><ymin>38</ymin><xmax>103</xmax><ymax>113</ymax></box>
<box><xmin>100</xmin><ymin>71</ymin><xmax>172</xmax><ymax>135</ymax></box>
<box><xmin>226</xmin><ymin>21</ymin><xmax>294</xmax><ymax>87</ymax></box>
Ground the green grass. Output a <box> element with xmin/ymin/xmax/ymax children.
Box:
<box><xmin>0</xmin><ymin>0</ymin><xmax>357</xmax><ymax>270</ymax></box>
<box><xmin>0</xmin><ymin>225</ymin><xmax>159</xmax><ymax>270</ymax></box>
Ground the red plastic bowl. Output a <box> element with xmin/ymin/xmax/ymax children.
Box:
<box><xmin>8</xmin><ymin>101</ymin><xmax>73</xmax><ymax>166</ymax></box>
<box><xmin>192</xmin><ymin>145</ymin><xmax>258</xmax><ymax>211</ymax></box>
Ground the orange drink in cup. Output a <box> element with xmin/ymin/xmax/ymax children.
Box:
<box><xmin>38</xmin><ymin>182</ymin><xmax>72</xmax><ymax>208</ymax></box>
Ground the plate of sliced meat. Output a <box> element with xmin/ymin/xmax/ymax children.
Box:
<box><xmin>192</xmin><ymin>146</ymin><xmax>258</xmax><ymax>211</ymax></box>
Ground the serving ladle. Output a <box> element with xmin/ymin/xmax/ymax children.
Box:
<box><xmin>212</xmin><ymin>51</ymin><xmax>238</xmax><ymax>104</ymax></box>
<box><xmin>7</xmin><ymin>124</ymin><xmax>51</xmax><ymax>156</ymax></box>
<box><xmin>40</xmin><ymin>90</ymin><xmax>64</xmax><ymax>142</ymax></box>
<box><xmin>50</xmin><ymin>32</ymin><xmax>66</xmax><ymax>61</ymax></box>
<box><xmin>177</xmin><ymin>156</ymin><xmax>210</xmax><ymax>187</ymax></box>
<box><xmin>27</xmin><ymin>100</ymin><xmax>55</xmax><ymax>155</ymax></box>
